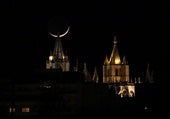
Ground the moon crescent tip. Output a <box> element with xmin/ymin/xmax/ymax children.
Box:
<box><xmin>49</xmin><ymin>32</ymin><xmax>58</xmax><ymax>38</ymax></box>
<box><xmin>59</xmin><ymin>26</ymin><xmax>70</xmax><ymax>37</ymax></box>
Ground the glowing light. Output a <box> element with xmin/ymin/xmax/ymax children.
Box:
<box><xmin>144</xmin><ymin>106</ymin><xmax>148</xmax><ymax>110</ymax></box>
<box><xmin>115</xmin><ymin>58</ymin><xmax>121</xmax><ymax>64</ymax></box>
<box><xmin>49</xmin><ymin>56</ymin><xmax>53</xmax><ymax>61</ymax></box>
<box><xmin>9</xmin><ymin>107</ymin><xmax>15</xmax><ymax>112</ymax></box>
<box><xmin>118</xmin><ymin>85</ymin><xmax>135</xmax><ymax>98</ymax></box>
<box><xmin>22</xmin><ymin>107</ymin><xmax>30</xmax><ymax>112</ymax></box>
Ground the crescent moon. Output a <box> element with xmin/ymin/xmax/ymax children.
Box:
<box><xmin>49</xmin><ymin>26</ymin><xmax>70</xmax><ymax>38</ymax></box>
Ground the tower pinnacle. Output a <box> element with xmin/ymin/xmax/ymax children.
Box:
<box><xmin>113</xmin><ymin>35</ymin><xmax>117</xmax><ymax>46</ymax></box>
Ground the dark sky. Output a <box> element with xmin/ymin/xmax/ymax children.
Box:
<box><xmin>1</xmin><ymin>0</ymin><xmax>169</xmax><ymax>80</ymax></box>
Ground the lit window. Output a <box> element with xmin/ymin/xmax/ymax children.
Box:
<box><xmin>9</xmin><ymin>107</ymin><xmax>15</xmax><ymax>113</ymax></box>
<box><xmin>115</xmin><ymin>58</ymin><xmax>120</xmax><ymax>64</ymax></box>
<box><xmin>22</xmin><ymin>107</ymin><xmax>30</xmax><ymax>112</ymax></box>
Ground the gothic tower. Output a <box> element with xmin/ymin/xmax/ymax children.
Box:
<box><xmin>46</xmin><ymin>27</ymin><xmax>70</xmax><ymax>71</ymax></box>
<box><xmin>103</xmin><ymin>36</ymin><xmax>129</xmax><ymax>84</ymax></box>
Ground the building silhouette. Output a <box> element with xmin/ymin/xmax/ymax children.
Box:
<box><xmin>0</xmin><ymin>26</ymin><xmax>159</xmax><ymax>118</ymax></box>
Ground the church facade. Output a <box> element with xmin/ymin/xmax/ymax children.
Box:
<box><xmin>103</xmin><ymin>36</ymin><xmax>135</xmax><ymax>98</ymax></box>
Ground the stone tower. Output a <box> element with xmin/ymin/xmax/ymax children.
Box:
<box><xmin>46</xmin><ymin>27</ymin><xmax>70</xmax><ymax>72</ymax></box>
<box><xmin>103</xmin><ymin>36</ymin><xmax>129</xmax><ymax>84</ymax></box>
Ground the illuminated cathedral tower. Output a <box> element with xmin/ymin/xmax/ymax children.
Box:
<box><xmin>103</xmin><ymin>36</ymin><xmax>129</xmax><ymax>84</ymax></box>
<box><xmin>46</xmin><ymin>27</ymin><xmax>70</xmax><ymax>71</ymax></box>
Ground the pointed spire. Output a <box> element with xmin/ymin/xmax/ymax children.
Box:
<box><xmin>92</xmin><ymin>67</ymin><xmax>99</xmax><ymax>83</ymax></box>
<box><xmin>53</xmin><ymin>37</ymin><xmax>65</xmax><ymax>60</ymax></box>
<box><xmin>138</xmin><ymin>77</ymin><xmax>142</xmax><ymax>83</ymax></box>
<box><xmin>57</xmin><ymin>32</ymin><xmax>60</xmax><ymax>37</ymax></box>
<box><xmin>47</xmin><ymin>26</ymin><xmax>70</xmax><ymax>71</ymax></box>
<box><xmin>122</xmin><ymin>56</ymin><xmax>127</xmax><ymax>64</ymax></box>
<box><xmin>113</xmin><ymin>35</ymin><xmax>117</xmax><ymax>46</ymax></box>
<box><xmin>73</xmin><ymin>59</ymin><xmax>79</xmax><ymax>72</ymax></box>
<box><xmin>83</xmin><ymin>62</ymin><xmax>92</xmax><ymax>82</ymax></box>
<box><xmin>134</xmin><ymin>77</ymin><xmax>137</xmax><ymax>83</ymax></box>
<box><xmin>104</xmin><ymin>55</ymin><xmax>109</xmax><ymax>65</ymax></box>
<box><xmin>130</xmin><ymin>78</ymin><xmax>133</xmax><ymax>83</ymax></box>
<box><xmin>145</xmin><ymin>64</ymin><xmax>150</xmax><ymax>83</ymax></box>
<box><xmin>145</xmin><ymin>63</ymin><xmax>154</xmax><ymax>83</ymax></box>
<box><xmin>109</xmin><ymin>35</ymin><xmax>121</xmax><ymax>64</ymax></box>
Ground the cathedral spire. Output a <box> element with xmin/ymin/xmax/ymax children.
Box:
<box><xmin>104</xmin><ymin>55</ymin><xmax>109</xmax><ymax>65</ymax></box>
<box><xmin>46</xmin><ymin>26</ymin><xmax>70</xmax><ymax>71</ymax></box>
<box><xmin>92</xmin><ymin>67</ymin><xmax>99</xmax><ymax>83</ymax></box>
<box><xmin>145</xmin><ymin>63</ymin><xmax>154</xmax><ymax>83</ymax></box>
<box><xmin>109</xmin><ymin>35</ymin><xmax>121</xmax><ymax>64</ymax></box>
<box><xmin>53</xmin><ymin>37</ymin><xmax>65</xmax><ymax>60</ymax></box>
<box><xmin>83</xmin><ymin>62</ymin><xmax>92</xmax><ymax>82</ymax></box>
<box><xmin>113</xmin><ymin>35</ymin><xmax>117</xmax><ymax>46</ymax></box>
<box><xmin>122</xmin><ymin>56</ymin><xmax>127</xmax><ymax>64</ymax></box>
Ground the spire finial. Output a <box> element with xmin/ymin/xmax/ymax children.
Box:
<box><xmin>113</xmin><ymin>35</ymin><xmax>117</xmax><ymax>45</ymax></box>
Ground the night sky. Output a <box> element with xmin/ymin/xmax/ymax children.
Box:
<box><xmin>1</xmin><ymin>0</ymin><xmax>169</xmax><ymax>81</ymax></box>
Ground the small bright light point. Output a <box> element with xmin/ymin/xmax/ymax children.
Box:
<box><xmin>49</xmin><ymin>56</ymin><xmax>53</xmax><ymax>61</ymax></box>
<box><xmin>144</xmin><ymin>106</ymin><xmax>148</xmax><ymax>110</ymax></box>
